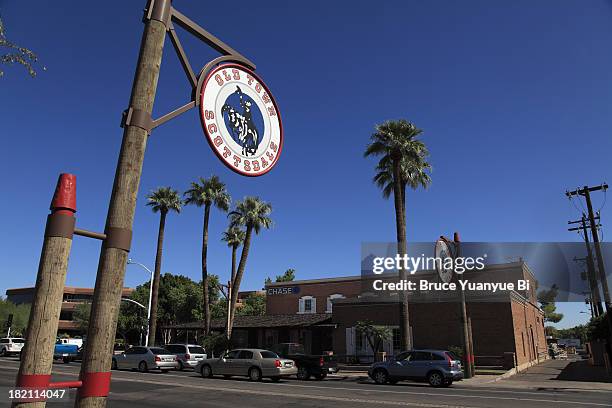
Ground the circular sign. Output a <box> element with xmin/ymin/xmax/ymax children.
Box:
<box><xmin>199</xmin><ymin>63</ymin><xmax>283</xmax><ymax>177</ymax></box>
<box><xmin>434</xmin><ymin>238</ymin><xmax>455</xmax><ymax>283</ymax></box>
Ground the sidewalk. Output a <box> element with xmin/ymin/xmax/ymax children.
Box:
<box><xmin>334</xmin><ymin>359</ymin><xmax>612</xmax><ymax>392</ymax></box>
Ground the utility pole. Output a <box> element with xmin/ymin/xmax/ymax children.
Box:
<box><xmin>569</xmin><ymin>216</ymin><xmax>603</xmax><ymax>317</ymax></box>
<box><xmin>13</xmin><ymin>174</ymin><xmax>76</xmax><ymax>408</ymax></box>
<box><xmin>566</xmin><ymin>184</ymin><xmax>612</xmax><ymax>356</ymax></box>
<box><xmin>454</xmin><ymin>232</ymin><xmax>473</xmax><ymax>378</ymax></box>
<box><xmin>75</xmin><ymin>1</ymin><xmax>171</xmax><ymax>407</ymax></box>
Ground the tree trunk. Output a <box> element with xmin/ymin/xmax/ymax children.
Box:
<box><xmin>148</xmin><ymin>210</ymin><xmax>166</xmax><ymax>346</ymax></box>
<box><xmin>231</xmin><ymin>244</ymin><xmax>237</xmax><ymax>283</ymax></box>
<box><xmin>393</xmin><ymin>156</ymin><xmax>411</xmax><ymax>351</ymax></box>
<box><xmin>227</xmin><ymin>226</ymin><xmax>253</xmax><ymax>339</ymax></box>
<box><xmin>202</xmin><ymin>204</ymin><xmax>211</xmax><ymax>335</ymax></box>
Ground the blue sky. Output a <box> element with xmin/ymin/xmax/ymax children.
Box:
<box><xmin>1</xmin><ymin>0</ymin><xmax>611</xmax><ymax>329</ymax></box>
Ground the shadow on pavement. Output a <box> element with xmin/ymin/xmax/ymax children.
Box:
<box><xmin>555</xmin><ymin>360</ymin><xmax>612</xmax><ymax>383</ymax></box>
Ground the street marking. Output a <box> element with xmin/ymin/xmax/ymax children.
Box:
<box><xmin>1</xmin><ymin>361</ymin><xmax>611</xmax><ymax>407</ymax></box>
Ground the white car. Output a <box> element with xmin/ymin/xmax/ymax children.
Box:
<box><xmin>0</xmin><ymin>338</ymin><xmax>25</xmax><ymax>356</ymax></box>
<box><xmin>112</xmin><ymin>346</ymin><xmax>178</xmax><ymax>373</ymax></box>
<box><xmin>165</xmin><ymin>344</ymin><xmax>207</xmax><ymax>370</ymax></box>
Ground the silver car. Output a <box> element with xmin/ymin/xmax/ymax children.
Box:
<box><xmin>112</xmin><ymin>346</ymin><xmax>178</xmax><ymax>373</ymax></box>
<box><xmin>196</xmin><ymin>348</ymin><xmax>297</xmax><ymax>381</ymax></box>
<box><xmin>369</xmin><ymin>349</ymin><xmax>463</xmax><ymax>387</ymax></box>
<box><xmin>165</xmin><ymin>344</ymin><xmax>207</xmax><ymax>370</ymax></box>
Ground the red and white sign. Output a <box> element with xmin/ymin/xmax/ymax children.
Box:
<box><xmin>199</xmin><ymin>63</ymin><xmax>283</xmax><ymax>177</ymax></box>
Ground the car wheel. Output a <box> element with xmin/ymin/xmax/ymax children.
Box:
<box><xmin>270</xmin><ymin>376</ymin><xmax>281</xmax><ymax>382</ymax></box>
<box><xmin>223</xmin><ymin>375</ymin><xmax>232</xmax><ymax>379</ymax></box>
<box><xmin>201</xmin><ymin>365</ymin><xmax>212</xmax><ymax>378</ymax></box>
<box><xmin>1</xmin><ymin>348</ymin><xmax>7</xmax><ymax>357</ymax></box>
<box><xmin>177</xmin><ymin>360</ymin><xmax>184</xmax><ymax>371</ymax></box>
<box><xmin>314</xmin><ymin>373</ymin><xmax>327</xmax><ymax>380</ymax></box>
<box><xmin>138</xmin><ymin>361</ymin><xmax>148</xmax><ymax>373</ymax></box>
<box><xmin>111</xmin><ymin>359</ymin><xmax>118</xmax><ymax>370</ymax></box>
<box><xmin>388</xmin><ymin>379</ymin><xmax>398</xmax><ymax>385</ymax></box>
<box><xmin>373</xmin><ymin>369</ymin><xmax>389</xmax><ymax>385</ymax></box>
<box><xmin>62</xmin><ymin>357</ymin><xmax>71</xmax><ymax>364</ymax></box>
<box><xmin>296</xmin><ymin>366</ymin><xmax>310</xmax><ymax>380</ymax></box>
<box><xmin>442</xmin><ymin>379</ymin><xmax>453</xmax><ymax>387</ymax></box>
<box><xmin>161</xmin><ymin>369</ymin><xmax>169</xmax><ymax>373</ymax></box>
<box><xmin>427</xmin><ymin>371</ymin><xmax>444</xmax><ymax>387</ymax></box>
<box><xmin>248</xmin><ymin>367</ymin><xmax>262</xmax><ymax>382</ymax></box>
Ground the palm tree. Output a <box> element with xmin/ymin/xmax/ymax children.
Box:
<box><xmin>226</xmin><ymin>197</ymin><xmax>272</xmax><ymax>339</ymax></box>
<box><xmin>364</xmin><ymin>119</ymin><xmax>431</xmax><ymax>350</ymax></box>
<box><xmin>146</xmin><ymin>187</ymin><xmax>182</xmax><ymax>346</ymax></box>
<box><xmin>221</xmin><ymin>226</ymin><xmax>246</xmax><ymax>283</ymax></box>
<box><xmin>184</xmin><ymin>176</ymin><xmax>231</xmax><ymax>335</ymax></box>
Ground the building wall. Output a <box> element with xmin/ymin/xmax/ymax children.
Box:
<box><xmin>511</xmin><ymin>297</ymin><xmax>546</xmax><ymax>366</ymax></box>
<box><xmin>266</xmin><ymin>278</ymin><xmax>362</xmax><ymax>315</ymax></box>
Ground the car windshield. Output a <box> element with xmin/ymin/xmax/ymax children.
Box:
<box><xmin>260</xmin><ymin>351</ymin><xmax>279</xmax><ymax>359</ymax></box>
<box><xmin>12</xmin><ymin>339</ymin><xmax>25</xmax><ymax>343</ymax></box>
<box><xmin>188</xmin><ymin>346</ymin><xmax>205</xmax><ymax>354</ymax></box>
<box><xmin>150</xmin><ymin>348</ymin><xmax>171</xmax><ymax>355</ymax></box>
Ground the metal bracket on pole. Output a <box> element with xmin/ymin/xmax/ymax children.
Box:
<box><xmin>121</xmin><ymin>107</ymin><xmax>154</xmax><ymax>134</ymax></box>
<box><xmin>124</xmin><ymin>4</ymin><xmax>258</xmax><ymax>135</ymax></box>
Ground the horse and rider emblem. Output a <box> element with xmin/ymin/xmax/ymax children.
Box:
<box><xmin>222</xmin><ymin>86</ymin><xmax>263</xmax><ymax>157</ymax></box>
<box><xmin>199</xmin><ymin>63</ymin><xmax>283</xmax><ymax>177</ymax></box>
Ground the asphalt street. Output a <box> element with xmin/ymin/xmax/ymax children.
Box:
<box><xmin>0</xmin><ymin>358</ymin><xmax>610</xmax><ymax>408</ymax></box>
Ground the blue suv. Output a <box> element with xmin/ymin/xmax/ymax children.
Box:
<box><xmin>368</xmin><ymin>349</ymin><xmax>463</xmax><ymax>387</ymax></box>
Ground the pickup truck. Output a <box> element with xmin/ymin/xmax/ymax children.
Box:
<box><xmin>54</xmin><ymin>341</ymin><xmax>79</xmax><ymax>363</ymax></box>
<box><xmin>271</xmin><ymin>343</ymin><xmax>338</xmax><ymax>380</ymax></box>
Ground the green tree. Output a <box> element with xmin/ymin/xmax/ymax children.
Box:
<box><xmin>266</xmin><ymin>268</ymin><xmax>296</xmax><ymax>284</ymax></box>
<box><xmin>222</xmin><ymin>226</ymin><xmax>245</xmax><ymax>283</ymax></box>
<box><xmin>364</xmin><ymin>119</ymin><xmax>431</xmax><ymax>350</ymax></box>
<box><xmin>146</xmin><ymin>187</ymin><xmax>182</xmax><ymax>345</ymax></box>
<box><xmin>537</xmin><ymin>284</ymin><xmax>563</xmax><ymax>324</ymax></box>
<box><xmin>235</xmin><ymin>293</ymin><xmax>266</xmax><ymax>317</ymax></box>
<box><xmin>227</xmin><ymin>197</ymin><xmax>273</xmax><ymax>339</ymax></box>
<box><xmin>185</xmin><ymin>176</ymin><xmax>231</xmax><ymax>335</ymax></box>
<box><xmin>0</xmin><ymin>298</ymin><xmax>31</xmax><ymax>337</ymax></box>
<box><xmin>355</xmin><ymin>320</ymin><xmax>392</xmax><ymax>355</ymax></box>
<box><xmin>0</xmin><ymin>15</ymin><xmax>43</xmax><ymax>78</ymax></box>
<box><xmin>73</xmin><ymin>301</ymin><xmax>147</xmax><ymax>347</ymax></box>
<box><xmin>586</xmin><ymin>312</ymin><xmax>608</xmax><ymax>341</ymax></box>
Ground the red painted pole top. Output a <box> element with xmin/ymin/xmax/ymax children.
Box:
<box><xmin>50</xmin><ymin>173</ymin><xmax>76</xmax><ymax>214</ymax></box>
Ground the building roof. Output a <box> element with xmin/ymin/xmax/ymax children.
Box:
<box><xmin>163</xmin><ymin>313</ymin><xmax>332</xmax><ymax>330</ymax></box>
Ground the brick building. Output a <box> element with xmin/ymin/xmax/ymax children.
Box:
<box><xmin>168</xmin><ymin>261</ymin><xmax>547</xmax><ymax>369</ymax></box>
<box><xmin>6</xmin><ymin>286</ymin><xmax>134</xmax><ymax>335</ymax></box>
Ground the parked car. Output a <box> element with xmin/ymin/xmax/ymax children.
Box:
<box><xmin>53</xmin><ymin>340</ymin><xmax>79</xmax><ymax>363</ymax></box>
<box><xmin>271</xmin><ymin>343</ymin><xmax>338</xmax><ymax>380</ymax></box>
<box><xmin>57</xmin><ymin>338</ymin><xmax>84</xmax><ymax>348</ymax></box>
<box><xmin>196</xmin><ymin>348</ymin><xmax>297</xmax><ymax>382</ymax></box>
<box><xmin>368</xmin><ymin>350</ymin><xmax>463</xmax><ymax>387</ymax></box>
<box><xmin>112</xmin><ymin>346</ymin><xmax>178</xmax><ymax>373</ymax></box>
<box><xmin>165</xmin><ymin>344</ymin><xmax>207</xmax><ymax>370</ymax></box>
<box><xmin>0</xmin><ymin>338</ymin><xmax>25</xmax><ymax>356</ymax></box>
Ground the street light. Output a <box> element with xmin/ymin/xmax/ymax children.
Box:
<box><xmin>127</xmin><ymin>258</ymin><xmax>154</xmax><ymax>346</ymax></box>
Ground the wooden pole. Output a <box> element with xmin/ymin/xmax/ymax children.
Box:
<box><xmin>13</xmin><ymin>174</ymin><xmax>77</xmax><ymax>408</ymax></box>
<box><xmin>75</xmin><ymin>1</ymin><xmax>171</xmax><ymax>407</ymax></box>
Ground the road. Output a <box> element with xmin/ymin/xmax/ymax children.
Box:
<box><xmin>0</xmin><ymin>358</ymin><xmax>610</xmax><ymax>408</ymax></box>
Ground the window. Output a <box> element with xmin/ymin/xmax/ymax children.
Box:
<box><xmin>355</xmin><ymin>328</ymin><xmax>363</xmax><ymax>351</ymax></box>
<box><xmin>260</xmin><ymin>351</ymin><xmax>279</xmax><ymax>359</ymax></box>
<box><xmin>238</xmin><ymin>350</ymin><xmax>254</xmax><ymax>359</ymax></box>
<box><xmin>326</xmin><ymin>294</ymin><xmax>345</xmax><ymax>313</ymax></box>
<box><xmin>150</xmin><ymin>348</ymin><xmax>170</xmax><ymax>355</ymax></box>
<box><xmin>395</xmin><ymin>351</ymin><xmax>411</xmax><ymax>361</ymax></box>
<box><xmin>431</xmin><ymin>353</ymin><xmax>445</xmax><ymax>361</ymax></box>
<box><xmin>188</xmin><ymin>346</ymin><xmax>205</xmax><ymax>354</ymax></box>
<box><xmin>224</xmin><ymin>350</ymin><xmax>240</xmax><ymax>359</ymax></box>
<box><xmin>412</xmin><ymin>352</ymin><xmax>432</xmax><ymax>361</ymax></box>
<box><xmin>298</xmin><ymin>296</ymin><xmax>316</xmax><ymax>314</ymax></box>
<box><xmin>392</xmin><ymin>328</ymin><xmax>401</xmax><ymax>351</ymax></box>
